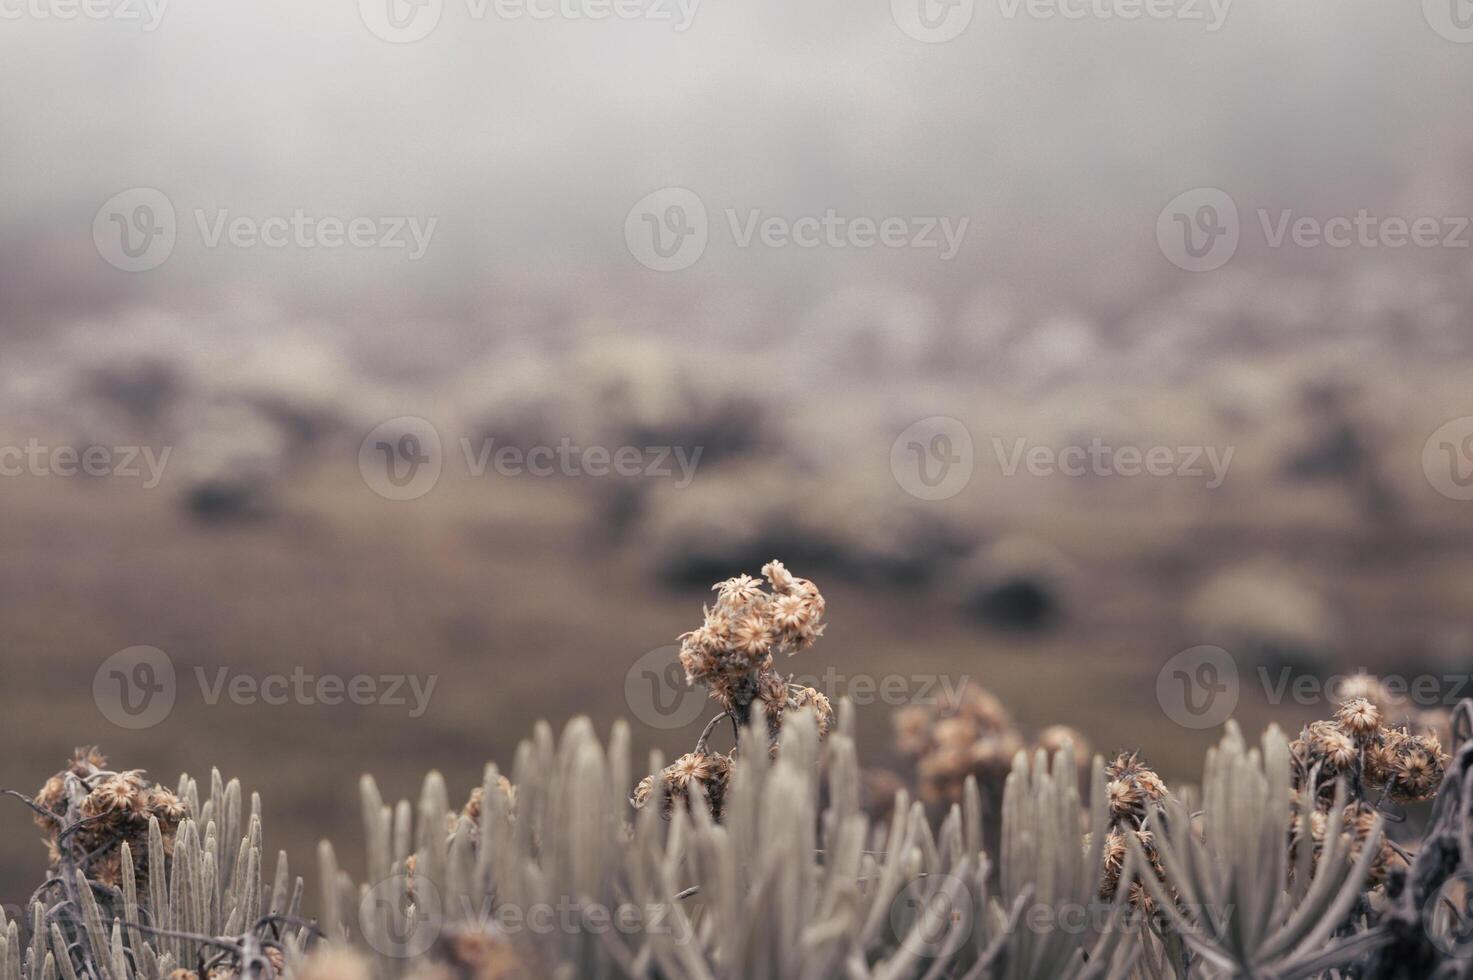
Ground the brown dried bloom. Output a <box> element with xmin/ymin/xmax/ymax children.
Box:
<box><xmin>1335</xmin><ymin>674</ymin><xmax>1398</xmax><ymax>716</ymax></box>
<box><xmin>938</xmin><ymin>685</ymin><xmax>1014</xmax><ymax>735</ymax></box>
<box><xmin>1335</xmin><ymin>698</ymin><xmax>1381</xmax><ymax>739</ymax></box>
<box><xmin>893</xmin><ymin>704</ymin><xmax>934</xmax><ymax>757</ymax></box>
<box><xmin>1389</xmin><ymin>740</ymin><xmax>1444</xmax><ymax>803</ymax></box>
<box><xmin>932</xmin><ymin>717</ymin><xmax>977</xmax><ymax>752</ymax></box>
<box><xmin>900</xmin><ymin>682</ymin><xmax>1080</xmax><ymax>812</ymax></box>
<box><xmin>1351</xmin><ymin>725</ymin><xmax>1447</xmax><ymax>803</ymax></box>
<box><xmin>1104</xmin><ymin>752</ymin><xmax>1168</xmax><ymax>826</ymax></box>
<box><xmin>789</xmin><ymin>685</ymin><xmax>834</xmax><ymax>737</ymax></box>
<box><xmin>453</xmin><ymin>776</ymin><xmax>516</xmax><ymax>837</ymax></box>
<box><xmin>1096</xmin><ymin>828</ymin><xmax>1165</xmax><ymax>905</ymax></box>
<box><xmin>631</xmin><ymin>752</ymin><xmax>733</xmax><ymax>821</ymax></box>
<box><xmin>1034</xmin><ymin>725</ymin><xmax>1092</xmax><ymax>775</ymax></box>
<box><xmin>1294</xmin><ymin>720</ymin><xmax>1358</xmax><ymax>778</ymax></box>
<box><xmin>420</xmin><ymin>925</ymin><xmax>539</xmax><ymax>980</ymax></box>
<box><xmin>34</xmin><ymin>748</ymin><xmax>186</xmax><ymax>889</ymax></box>
<box><xmin>676</xmin><ymin>561</ymin><xmax>826</xmax><ymax>725</ymax></box>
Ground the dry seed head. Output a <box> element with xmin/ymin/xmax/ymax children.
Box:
<box><xmin>932</xmin><ymin>717</ymin><xmax>976</xmax><ymax>752</ymax></box>
<box><xmin>677</xmin><ymin>562</ymin><xmax>826</xmax><ymax>721</ymax></box>
<box><xmin>633</xmin><ymin>752</ymin><xmax>733</xmax><ymax>820</ymax></box>
<box><xmin>1034</xmin><ymin>724</ymin><xmax>1092</xmax><ymax>774</ymax></box>
<box><xmin>893</xmin><ymin>704</ymin><xmax>933</xmax><ymax>757</ymax></box>
<box><xmin>1417</xmin><ymin>708</ymin><xmax>1452</xmax><ymax>752</ymax></box>
<box><xmin>1105</xmin><ymin>751</ymin><xmax>1146</xmax><ymax>782</ymax></box>
<box><xmin>1390</xmin><ymin>744</ymin><xmax>1443</xmax><ymax>803</ymax></box>
<box><xmin>789</xmin><ymin>685</ymin><xmax>834</xmax><ymax>737</ymax></box>
<box><xmin>941</xmin><ymin>685</ymin><xmax>1013</xmax><ymax>735</ymax></box>
<box><xmin>427</xmin><ymin>925</ymin><xmax>539</xmax><ymax>980</ymax></box>
<box><xmin>1335</xmin><ymin>697</ymin><xmax>1381</xmax><ymax>738</ymax></box>
<box><xmin>1107</xmin><ymin>779</ymin><xmax>1144</xmax><ymax>822</ymax></box>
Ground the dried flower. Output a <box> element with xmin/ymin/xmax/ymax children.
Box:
<box><xmin>631</xmin><ymin>752</ymin><xmax>733</xmax><ymax>820</ymax></box>
<box><xmin>675</xmin><ymin>561</ymin><xmax>826</xmax><ymax>728</ymax></box>
<box><xmin>1335</xmin><ymin>698</ymin><xmax>1381</xmax><ymax>739</ymax></box>
<box><xmin>1104</xmin><ymin>752</ymin><xmax>1168</xmax><ymax>826</ymax></box>
<box><xmin>33</xmin><ymin>749</ymin><xmax>186</xmax><ymax>889</ymax></box>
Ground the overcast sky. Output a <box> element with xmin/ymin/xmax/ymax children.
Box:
<box><xmin>2</xmin><ymin>0</ymin><xmax>1470</xmax><ymax>359</ymax></box>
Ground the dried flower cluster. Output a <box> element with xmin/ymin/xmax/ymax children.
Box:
<box><xmin>1097</xmin><ymin>751</ymin><xmax>1172</xmax><ymax>912</ymax></box>
<box><xmin>1287</xmin><ymin>691</ymin><xmax>1449</xmax><ymax>884</ymax></box>
<box><xmin>1291</xmin><ymin>692</ymin><xmax>1448</xmax><ymax>804</ymax></box>
<box><xmin>635</xmin><ymin>561</ymin><xmax>832</xmax><ymax>821</ymax></box>
<box><xmin>410</xmin><ymin>925</ymin><xmax>540</xmax><ymax>980</ymax></box>
<box><xmin>676</xmin><ymin>559</ymin><xmax>827</xmax><ymax>726</ymax></box>
<box><xmin>631</xmin><ymin>751</ymin><xmax>733</xmax><ymax>820</ymax></box>
<box><xmin>890</xmin><ymin>684</ymin><xmax>1089</xmax><ymax>808</ymax></box>
<box><xmin>32</xmin><ymin>746</ymin><xmax>187</xmax><ymax>889</ymax></box>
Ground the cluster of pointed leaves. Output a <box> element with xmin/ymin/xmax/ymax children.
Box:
<box><xmin>4</xmin><ymin>765</ymin><xmax>306</xmax><ymax>980</ymax></box>
<box><xmin>24</xmin><ymin>707</ymin><xmax>1473</xmax><ymax>979</ymax></box>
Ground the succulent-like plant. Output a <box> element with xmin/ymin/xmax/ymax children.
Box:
<box><xmin>6</xmin><ymin>568</ymin><xmax>1473</xmax><ymax>980</ymax></box>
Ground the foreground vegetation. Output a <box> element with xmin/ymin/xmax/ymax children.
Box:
<box><xmin>5</xmin><ymin>564</ymin><xmax>1471</xmax><ymax>979</ymax></box>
